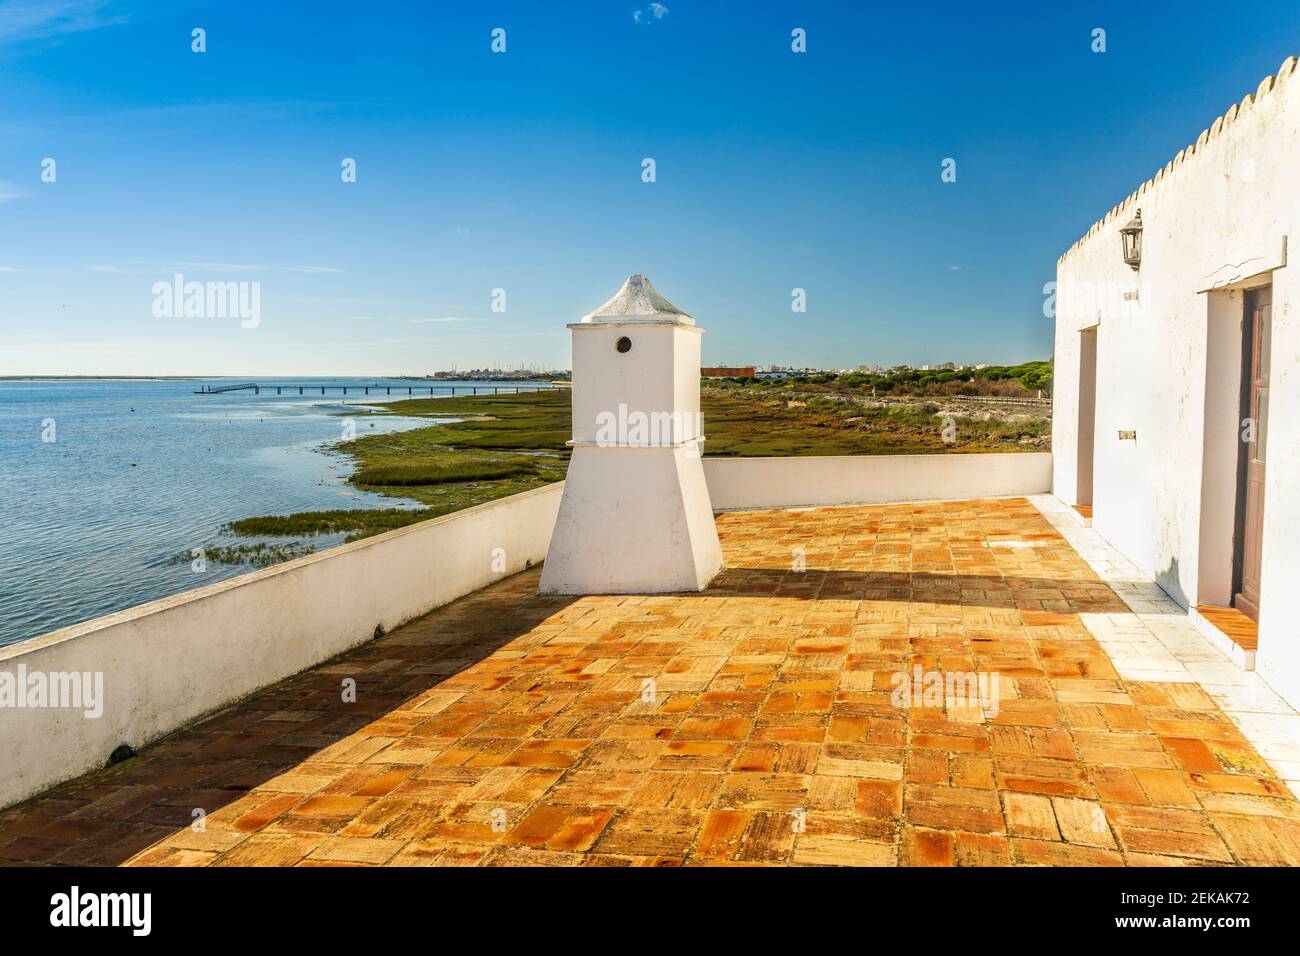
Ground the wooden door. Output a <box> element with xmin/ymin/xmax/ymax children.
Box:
<box><xmin>1234</xmin><ymin>287</ymin><xmax>1271</xmax><ymax>621</ymax></box>
<box><xmin>1076</xmin><ymin>328</ymin><xmax>1097</xmax><ymax>509</ymax></box>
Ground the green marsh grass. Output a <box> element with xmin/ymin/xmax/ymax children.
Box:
<box><xmin>222</xmin><ymin>384</ymin><xmax>1049</xmax><ymax>559</ymax></box>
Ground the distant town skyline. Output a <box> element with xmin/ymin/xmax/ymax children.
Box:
<box><xmin>0</xmin><ymin>356</ymin><xmax>1026</xmax><ymax>381</ymax></box>
<box><xmin>3</xmin><ymin>1</ymin><xmax>1299</xmax><ymax>375</ymax></box>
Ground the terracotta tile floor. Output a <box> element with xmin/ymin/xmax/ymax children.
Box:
<box><xmin>2</xmin><ymin>497</ymin><xmax>1298</xmax><ymax>867</ymax></box>
<box><xmin>1196</xmin><ymin>604</ymin><xmax>1259</xmax><ymax>652</ymax></box>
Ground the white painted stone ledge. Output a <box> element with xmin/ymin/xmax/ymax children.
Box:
<box><xmin>0</xmin><ymin>482</ymin><xmax>565</xmax><ymax>810</ymax></box>
<box><xmin>703</xmin><ymin>452</ymin><xmax>1051</xmax><ymax>511</ymax></box>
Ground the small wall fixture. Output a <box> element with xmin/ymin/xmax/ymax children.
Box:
<box><xmin>1120</xmin><ymin>209</ymin><xmax>1143</xmax><ymax>270</ymax></box>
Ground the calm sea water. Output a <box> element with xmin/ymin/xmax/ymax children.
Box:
<box><xmin>0</xmin><ymin>378</ymin><xmax>546</xmax><ymax>647</ymax></box>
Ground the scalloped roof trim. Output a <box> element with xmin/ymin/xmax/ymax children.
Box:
<box><xmin>1059</xmin><ymin>55</ymin><xmax>1298</xmax><ymax>264</ymax></box>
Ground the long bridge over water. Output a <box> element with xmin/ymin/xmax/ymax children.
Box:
<box><xmin>194</xmin><ymin>382</ymin><xmax>560</xmax><ymax>397</ymax></box>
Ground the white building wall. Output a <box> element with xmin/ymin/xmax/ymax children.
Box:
<box><xmin>1053</xmin><ymin>56</ymin><xmax>1300</xmax><ymax>706</ymax></box>
<box><xmin>703</xmin><ymin>452</ymin><xmax>1050</xmax><ymax>511</ymax></box>
<box><xmin>1262</xmin><ymin>265</ymin><xmax>1300</xmax><ymax>708</ymax></box>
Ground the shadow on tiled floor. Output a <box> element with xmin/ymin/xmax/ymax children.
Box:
<box><xmin>1</xmin><ymin>497</ymin><xmax>1298</xmax><ymax>866</ymax></box>
<box><xmin>0</xmin><ymin>578</ymin><xmax>572</xmax><ymax>865</ymax></box>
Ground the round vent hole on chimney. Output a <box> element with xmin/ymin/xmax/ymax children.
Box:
<box><xmin>616</xmin><ymin>336</ymin><xmax>632</xmax><ymax>353</ymax></box>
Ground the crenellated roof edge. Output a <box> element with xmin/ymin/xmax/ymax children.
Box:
<box><xmin>1058</xmin><ymin>55</ymin><xmax>1299</xmax><ymax>265</ymax></box>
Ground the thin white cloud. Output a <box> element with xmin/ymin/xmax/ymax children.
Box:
<box><xmin>0</xmin><ymin>0</ymin><xmax>128</xmax><ymax>45</ymax></box>
<box><xmin>10</xmin><ymin>101</ymin><xmax>343</xmax><ymax>138</ymax></box>
<box><xmin>176</xmin><ymin>261</ymin><xmax>263</xmax><ymax>272</ymax></box>
<box><xmin>87</xmin><ymin>264</ymin><xmax>122</xmax><ymax>272</ymax></box>
<box><xmin>350</xmin><ymin>314</ymin><xmax>482</xmax><ymax>324</ymax></box>
<box><xmin>161</xmin><ymin>262</ymin><xmax>340</xmax><ymax>274</ymax></box>
<box><xmin>0</xmin><ymin>181</ymin><xmax>23</xmax><ymax>202</ymax></box>
<box><xmin>633</xmin><ymin>3</ymin><xmax>668</xmax><ymax>23</ymax></box>
<box><xmin>0</xmin><ymin>266</ymin><xmax>22</xmax><ymax>272</ymax></box>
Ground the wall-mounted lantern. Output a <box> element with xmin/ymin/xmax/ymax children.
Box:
<box><xmin>1120</xmin><ymin>209</ymin><xmax>1143</xmax><ymax>270</ymax></box>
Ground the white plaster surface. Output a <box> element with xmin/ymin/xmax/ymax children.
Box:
<box><xmin>542</xmin><ymin>276</ymin><xmax>723</xmax><ymax>595</ymax></box>
<box><xmin>0</xmin><ymin>483</ymin><xmax>564</xmax><ymax>810</ymax></box>
<box><xmin>540</xmin><ymin>444</ymin><xmax>722</xmax><ymax>594</ymax></box>
<box><xmin>581</xmin><ymin>273</ymin><xmax>693</xmax><ymax>323</ymax></box>
<box><xmin>704</xmin><ymin>452</ymin><xmax>1051</xmax><ymax>511</ymax></box>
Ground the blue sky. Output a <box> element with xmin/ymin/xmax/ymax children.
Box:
<box><xmin>1</xmin><ymin>0</ymin><xmax>1297</xmax><ymax>375</ymax></box>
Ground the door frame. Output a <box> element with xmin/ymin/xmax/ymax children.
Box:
<box><xmin>1231</xmin><ymin>285</ymin><xmax>1270</xmax><ymax>620</ymax></box>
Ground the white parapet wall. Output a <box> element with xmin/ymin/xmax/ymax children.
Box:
<box><xmin>0</xmin><ymin>452</ymin><xmax>1052</xmax><ymax>810</ymax></box>
<box><xmin>0</xmin><ymin>483</ymin><xmax>564</xmax><ymax>810</ymax></box>
<box><xmin>702</xmin><ymin>452</ymin><xmax>1052</xmax><ymax>511</ymax></box>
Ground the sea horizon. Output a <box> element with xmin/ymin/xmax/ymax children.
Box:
<box><xmin>0</xmin><ymin>376</ymin><xmax>553</xmax><ymax>647</ymax></box>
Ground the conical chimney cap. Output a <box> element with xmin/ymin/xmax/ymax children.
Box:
<box><xmin>582</xmin><ymin>274</ymin><xmax>694</xmax><ymax>324</ymax></box>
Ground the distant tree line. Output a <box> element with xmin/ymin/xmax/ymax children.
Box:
<box><xmin>722</xmin><ymin>360</ymin><xmax>1053</xmax><ymax>397</ymax></box>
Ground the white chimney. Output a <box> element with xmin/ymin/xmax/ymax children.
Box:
<box><xmin>539</xmin><ymin>275</ymin><xmax>723</xmax><ymax>594</ymax></box>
